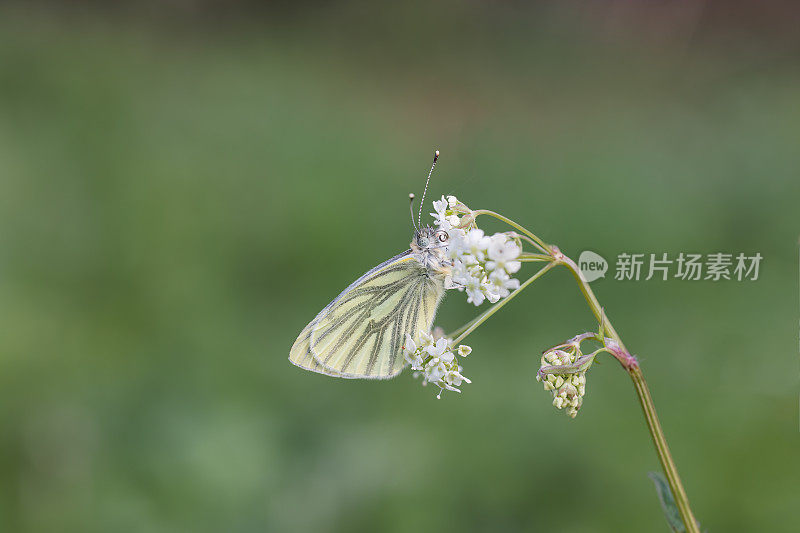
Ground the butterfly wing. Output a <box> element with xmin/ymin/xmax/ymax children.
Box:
<box><xmin>289</xmin><ymin>250</ymin><xmax>445</xmax><ymax>380</ymax></box>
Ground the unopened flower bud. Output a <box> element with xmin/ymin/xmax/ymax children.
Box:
<box><xmin>538</xmin><ymin>343</ymin><xmax>591</xmax><ymax>418</ymax></box>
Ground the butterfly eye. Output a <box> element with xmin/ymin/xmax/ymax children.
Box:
<box><xmin>437</xmin><ymin>231</ymin><xmax>449</xmax><ymax>242</ymax></box>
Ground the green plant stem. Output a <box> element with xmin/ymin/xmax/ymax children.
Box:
<box><xmin>520</xmin><ymin>253</ymin><xmax>552</xmax><ymax>262</ymax></box>
<box><xmin>451</xmin><ymin>262</ymin><xmax>556</xmax><ymax>346</ymax></box>
<box><xmin>455</xmin><ymin>208</ymin><xmax>699</xmax><ymax>531</ymax></box>
<box><xmin>470</xmin><ymin>210</ymin><xmax>552</xmax><ymax>254</ymax></box>
<box><xmin>556</xmin><ymin>253</ymin><xmax>699</xmax><ymax>533</ymax></box>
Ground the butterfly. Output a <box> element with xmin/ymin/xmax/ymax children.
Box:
<box><xmin>289</xmin><ymin>152</ymin><xmax>452</xmax><ymax>379</ymax></box>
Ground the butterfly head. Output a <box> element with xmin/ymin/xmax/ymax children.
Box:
<box><xmin>413</xmin><ymin>226</ymin><xmax>449</xmax><ymax>251</ymax></box>
<box><xmin>411</xmin><ymin>226</ymin><xmax>451</xmax><ymax>276</ymax></box>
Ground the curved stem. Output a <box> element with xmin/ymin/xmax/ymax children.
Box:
<box><xmin>558</xmin><ymin>254</ymin><xmax>625</xmax><ymax>351</ymax></box>
<box><xmin>470</xmin><ymin>210</ymin><xmax>552</xmax><ymax>255</ymax></box>
<box><xmin>555</xmin><ymin>254</ymin><xmax>699</xmax><ymax>533</ymax></box>
<box><xmin>517</xmin><ymin>234</ymin><xmax>547</xmax><ymax>251</ymax></box>
<box><xmin>520</xmin><ymin>253</ymin><xmax>552</xmax><ymax>262</ymax></box>
<box><xmin>450</xmin><ymin>210</ymin><xmax>699</xmax><ymax>532</ymax></box>
<box><xmin>451</xmin><ymin>262</ymin><xmax>555</xmax><ymax>346</ymax></box>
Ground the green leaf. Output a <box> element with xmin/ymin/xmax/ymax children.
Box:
<box><xmin>648</xmin><ymin>471</ymin><xmax>686</xmax><ymax>532</ymax></box>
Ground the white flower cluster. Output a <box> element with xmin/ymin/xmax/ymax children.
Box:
<box><xmin>403</xmin><ymin>330</ymin><xmax>472</xmax><ymax>399</ymax></box>
<box><xmin>536</xmin><ymin>349</ymin><xmax>587</xmax><ymax>418</ymax></box>
<box><xmin>431</xmin><ymin>194</ymin><xmax>465</xmax><ymax>231</ymax></box>
<box><xmin>431</xmin><ymin>196</ymin><xmax>521</xmax><ymax>306</ymax></box>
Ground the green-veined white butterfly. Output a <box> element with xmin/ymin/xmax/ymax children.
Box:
<box><xmin>289</xmin><ymin>152</ymin><xmax>451</xmax><ymax>379</ymax></box>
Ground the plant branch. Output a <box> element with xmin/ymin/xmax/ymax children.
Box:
<box><xmin>469</xmin><ymin>209</ymin><xmax>552</xmax><ymax>255</ymax></box>
<box><xmin>451</xmin><ymin>261</ymin><xmax>556</xmax><ymax>346</ymax></box>
<box><xmin>448</xmin><ymin>207</ymin><xmax>699</xmax><ymax>532</ymax></box>
<box><xmin>554</xmin><ymin>251</ymin><xmax>700</xmax><ymax>533</ymax></box>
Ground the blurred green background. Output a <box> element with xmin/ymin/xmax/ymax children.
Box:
<box><xmin>1</xmin><ymin>2</ymin><xmax>798</xmax><ymax>532</ymax></box>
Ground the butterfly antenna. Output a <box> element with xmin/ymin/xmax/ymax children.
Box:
<box><xmin>408</xmin><ymin>193</ymin><xmax>418</xmax><ymax>231</ymax></box>
<box><xmin>417</xmin><ymin>149</ymin><xmax>439</xmax><ymax>229</ymax></box>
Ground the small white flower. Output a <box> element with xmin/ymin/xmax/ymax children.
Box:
<box><xmin>439</xmin><ymin>350</ymin><xmax>455</xmax><ymax>364</ymax></box>
<box><xmin>488</xmin><ymin>269</ymin><xmax>521</xmax><ymax>299</ymax></box>
<box><xmin>425</xmin><ymin>360</ymin><xmax>447</xmax><ymax>383</ymax></box>
<box><xmin>404</xmin><ymin>350</ymin><xmax>424</xmax><ymax>370</ymax></box>
<box><xmin>425</xmin><ymin>337</ymin><xmax>449</xmax><ymax>358</ymax></box>
<box><xmin>464</xmin><ymin>275</ymin><xmax>486</xmax><ymax>306</ymax></box>
<box><xmin>403</xmin><ymin>333</ymin><xmax>417</xmax><ymax>354</ymax></box>
<box><xmin>418</xmin><ymin>330</ymin><xmax>434</xmax><ymax>350</ymax></box>
<box><xmin>450</xmin><ymin>261</ymin><xmax>469</xmax><ymax>288</ymax></box>
<box><xmin>447</xmin><ymin>195</ymin><xmax>459</xmax><ymax>208</ymax></box>
<box><xmin>444</xmin><ymin>370</ymin><xmax>463</xmax><ymax>388</ymax></box>
<box><xmin>430</xmin><ymin>196</ymin><xmax>449</xmax><ymax>228</ymax></box>
<box><xmin>432</xmin><ymin>196</ymin><xmax>448</xmax><ymax>216</ymax></box>
<box><xmin>446</xmin><ymin>229</ymin><xmax>467</xmax><ymax>261</ymax></box>
<box><xmin>486</xmin><ymin>235</ymin><xmax>522</xmax><ymax>274</ymax></box>
<box><xmin>457</xmin><ymin>345</ymin><xmax>472</xmax><ymax>357</ymax></box>
<box><xmin>482</xmin><ymin>283</ymin><xmax>501</xmax><ymax>303</ymax></box>
<box><xmin>462</xmin><ymin>228</ymin><xmax>490</xmax><ymax>262</ymax></box>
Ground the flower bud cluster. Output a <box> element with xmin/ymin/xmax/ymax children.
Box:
<box><xmin>403</xmin><ymin>330</ymin><xmax>472</xmax><ymax>399</ymax></box>
<box><xmin>536</xmin><ymin>347</ymin><xmax>588</xmax><ymax>418</ymax></box>
<box><xmin>431</xmin><ymin>196</ymin><xmax>522</xmax><ymax>306</ymax></box>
